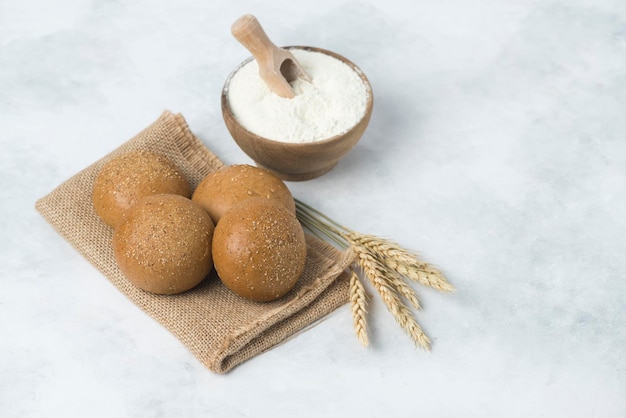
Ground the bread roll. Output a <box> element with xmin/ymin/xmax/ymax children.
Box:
<box><xmin>212</xmin><ymin>198</ymin><xmax>306</xmax><ymax>302</ymax></box>
<box><xmin>93</xmin><ymin>150</ymin><xmax>191</xmax><ymax>227</ymax></box>
<box><xmin>113</xmin><ymin>194</ymin><xmax>214</xmax><ymax>295</ymax></box>
<box><xmin>191</xmin><ymin>164</ymin><xmax>295</xmax><ymax>224</ymax></box>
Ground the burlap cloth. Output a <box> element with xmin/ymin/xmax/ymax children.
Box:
<box><xmin>35</xmin><ymin>110</ymin><xmax>352</xmax><ymax>373</ymax></box>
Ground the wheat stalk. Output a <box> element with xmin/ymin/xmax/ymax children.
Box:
<box><xmin>365</xmin><ymin>251</ymin><xmax>422</xmax><ymax>310</ymax></box>
<box><xmin>381</xmin><ymin>267</ymin><xmax>421</xmax><ymax>310</ymax></box>
<box><xmin>353</xmin><ymin>246</ymin><xmax>431</xmax><ymax>350</ymax></box>
<box><xmin>391</xmin><ymin>260</ymin><xmax>455</xmax><ymax>293</ymax></box>
<box><xmin>349</xmin><ymin>267</ymin><xmax>369</xmax><ymax>346</ymax></box>
<box><xmin>345</xmin><ymin>232</ymin><xmax>455</xmax><ymax>293</ymax></box>
<box><xmin>295</xmin><ymin>199</ymin><xmax>452</xmax><ymax>350</ymax></box>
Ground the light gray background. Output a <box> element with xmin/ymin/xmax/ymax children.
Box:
<box><xmin>2</xmin><ymin>0</ymin><xmax>625</xmax><ymax>416</ymax></box>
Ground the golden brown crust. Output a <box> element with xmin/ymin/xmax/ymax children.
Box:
<box><xmin>212</xmin><ymin>198</ymin><xmax>306</xmax><ymax>302</ymax></box>
<box><xmin>113</xmin><ymin>194</ymin><xmax>214</xmax><ymax>295</ymax></box>
<box><xmin>191</xmin><ymin>164</ymin><xmax>295</xmax><ymax>224</ymax></box>
<box><xmin>93</xmin><ymin>150</ymin><xmax>191</xmax><ymax>228</ymax></box>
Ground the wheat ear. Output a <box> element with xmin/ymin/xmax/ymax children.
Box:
<box><xmin>352</xmin><ymin>243</ymin><xmax>421</xmax><ymax>310</ymax></box>
<box><xmin>349</xmin><ymin>267</ymin><xmax>369</xmax><ymax>347</ymax></box>
<box><xmin>387</xmin><ymin>258</ymin><xmax>455</xmax><ymax>293</ymax></box>
<box><xmin>354</xmin><ymin>247</ymin><xmax>431</xmax><ymax>350</ymax></box>
<box><xmin>346</xmin><ymin>232</ymin><xmax>455</xmax><ymax>293</ymax></box>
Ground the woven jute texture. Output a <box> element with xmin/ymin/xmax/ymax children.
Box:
<box><xmin>35</xmin><ymin>110</ymin><xmax>352</xmax><ymax>373</ymax></box>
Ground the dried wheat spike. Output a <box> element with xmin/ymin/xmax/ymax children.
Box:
<box><xmin>349</xmin><ymin>268</ymin><xmax>369</xmax><ymax>347</ymax></box>
<box><xmin>354</xmin><ymin>247</ymin><xmax>431</xmax><ymax>350</ymax></box>
<box><xmin>385</xmin><ymin>257</ymin><xmax>455</xmax><ymax>293</ymax></box>
<box><xmin>346</xmin><ymin>232</ymin><xmax>419</xmax><ymax>264</ymax></box>
<box><xmin>346</xmin><ymin>232</ymin><xmax>455</xmax><ymax>293</ymax></box>
<box><xmin>382</xmin><ymin>266</ymin><xmax>421</xmax><ymax>310</ymax></box>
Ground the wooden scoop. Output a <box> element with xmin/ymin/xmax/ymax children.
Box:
<box><xmin>231</xmin><ymin>14</ymin><xmax>312</xmax><ymax>99</ymax></box>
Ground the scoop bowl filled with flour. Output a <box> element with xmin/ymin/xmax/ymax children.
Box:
<box><xmin>222</xmin><ymin>46</ymin><xmax>373</xmax><ymax>181</ymax></box>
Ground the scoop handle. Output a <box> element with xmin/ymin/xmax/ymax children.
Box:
<box><xmin>231</xmin><ymin>14</ymin><xmax>279</xmax><ymax>64</ymax></box>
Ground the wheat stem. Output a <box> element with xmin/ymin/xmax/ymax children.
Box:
<box><xmin>295</xmin><ymin>201</ymin><xmax>348</xmax><ymax>248</ymax></box>
<box><xmin>295</xmin><ymin>199</ymin><xmax>348</xmax><ymax>232</ymax></box>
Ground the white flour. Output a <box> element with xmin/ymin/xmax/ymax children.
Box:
<box><xmin>226</xmin><ymin>49</ymin><xmax>369</xmax><ymax>143</ymax></box>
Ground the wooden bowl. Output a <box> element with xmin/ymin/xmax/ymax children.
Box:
<box><xmin>221</xmin><ymin>46</ymin><xmax>373</xmax><ymax>181</ymax></box>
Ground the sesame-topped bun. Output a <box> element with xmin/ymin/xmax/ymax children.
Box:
<box><xmin>113</xmin><ymin>194</ymin><xmax>214</xmax><ymax>295</ymax></box>
<box><xmin>191</xmin><ymin>164</ymin><xmax>295</xmax><ymax>224</ymax></box>
<box><xmin>93</xmin><ymin>150</ymin><xmax>191</xmax><ymax>228</ymax></box>
<box><xmin>212</xmin><ymin>198</ymin><xmax>306</xmax><ymax>302</ymax></box>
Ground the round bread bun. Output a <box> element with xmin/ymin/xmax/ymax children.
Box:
<box><xmin>212</xmin><ymin>198</ymin><xmax>306</xmax><ymax>302</ymax></box>
<box><xmin>191</xmin><ymin>164</ymin><xmax>295</xmax><ymax>224</ymax></box>
<box><xmin>113</xmin><ymin>194</ymin><xmax>215</xmax><ymax>295</ymax></box>
<box><xmin>93</xmin><ymin>150</ymin><xmax>191</xmax><ymax>228</ymax></box>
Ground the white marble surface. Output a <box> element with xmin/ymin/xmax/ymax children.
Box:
<box><xmin>2</xmin><ymin>0</ymin><xmax>626</xmax><ymax>416</ymax></box>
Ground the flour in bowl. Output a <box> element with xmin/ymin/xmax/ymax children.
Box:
<box><xmin>226</xmin><ymin>48</ymin><xmax>369</xmax><ymax>143</ymax></box>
